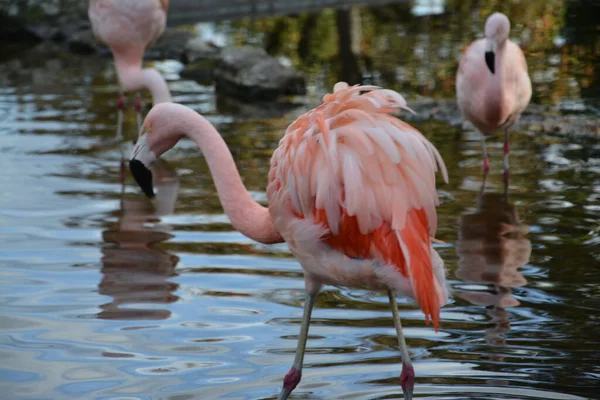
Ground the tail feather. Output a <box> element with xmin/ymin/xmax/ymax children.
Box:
<box><xmin>399</xmin><ymin>209</ymin><xmax>441</xmax><ymax>330</ymax></box>
<box><xmin>316</xmin><ymin>207</ymin><xmax>444</xmax><ymax>330</ymax></box>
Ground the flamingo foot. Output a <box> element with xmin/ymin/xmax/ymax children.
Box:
<box><xmin>399</xmin><ymin>362</ymin><xmax>415</xmax><ymax>400</ymax></box>
<box><xmin>279</xmin><ymin>367</ymin><xmax>302</xmax><ymax>400</ymax></box>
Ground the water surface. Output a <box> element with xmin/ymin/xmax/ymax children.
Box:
<box><xmin>1</xmin><ymin>1</ymin><xmax>599</xmax><ymax>399</ymax></box>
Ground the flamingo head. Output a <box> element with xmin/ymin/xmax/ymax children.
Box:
<box><xmin>129</xmin><ymin>104</ymin><xmax>185</xmax><ymax>198</ymax></box>
<box><xmin>484</xmin><ymin>12</ymin><xmax>511</xmax><ymax>74</ymax></box>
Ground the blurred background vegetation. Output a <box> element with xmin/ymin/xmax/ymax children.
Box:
<box><xmin>211</xmin><ymin>0</ymin><xmax>599</xmax><ymax>108</ymax></box>
<box><xmin>1</xmin><ymin>0</ymin><xmax>597</xmax><ymax>109</ymax></box>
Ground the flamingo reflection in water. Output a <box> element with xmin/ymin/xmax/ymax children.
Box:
<box><xmin>98</xmin><ymin>158</ymin><xmax>180</xmax><ymax>320</ymax></box>
<box><xmin>455</xmin><ymin>180</ymin><xmax>530</xmax><ymax>347</ymax></box>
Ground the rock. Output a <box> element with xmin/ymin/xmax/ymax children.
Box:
<box><xmin>176</xmin><ymin>35</ymin><xmax>224</xmax><ymax>84</ymax></box>
<box><xmin>184</xmin><ymin>37</ymin><xmax>221</xmax><ymax>63</ymax></box>
<box><xmin>146</xmin><ymin>29</ymin><xmax>195</xmax><ymax>61</ymax></box>
<box><xmin>399</xmin><ymin>98</ymin><xmax>600</xmax><ymax>139</ymax></box>
<box><xmin>213</xmin><ymin>46</ymin><xmax>306</xmax><ymax>101</ymax></box>
<box><xmin>0</xmin><ymin>0</ymin><xmax>88</xmax><ymax>41</ymax></box>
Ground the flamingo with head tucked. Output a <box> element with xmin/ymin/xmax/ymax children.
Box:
<box><xmin>88</xmin><ymin>0</ymin><xmax>172</xmax><ymax>139</ymax></box>
<box><xmin>128</xmin><ymin>82</ymin><xmax>449</xmax><ymax>400</ymax></box>
<box><xmin>456</xmin><ymin>12</ymin><xmax>532</xmax><ymax>179</ymax></box>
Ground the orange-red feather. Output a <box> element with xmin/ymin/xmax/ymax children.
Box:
<box><xmin>314</xmin><ymin>206</ymin><xmax>440</xmax><ymax>330</ymax></box>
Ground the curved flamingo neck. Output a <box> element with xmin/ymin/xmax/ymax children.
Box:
<box><xmin>173</xmin><ymin>108</ymin><xmax>283</xmax><ymax>244</ymax></box>
<box><xmin>114</xmin><ymin>56</ymin><xmax>172</xmax><ymax>104</ymax></box>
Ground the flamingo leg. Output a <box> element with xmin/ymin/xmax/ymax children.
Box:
<box><xmin>119</xmin><ymin>159</ymin><xmax>126</xmax><ymax>187</ymax></box>
<box><xmin>480</xmin><ymin>133</ymin><xmax>490</xmax><ymax>174</ymax></box>
<box><xmin>388</xmin><ymin>290</ymin><xmax>414</xmax><ymax>400</ymax></box>
<box><xmin>478</xmin><ymin>172</ymin><xmax>488</xmax><ymax>208</ymax></box>
<box><xmin>119</xmin><ymin>142</ymin><xmax>127</xmax><ymax>186</ymax></box>
<box><xmin>278</xmin><ymin>288</ymin><xmax>319</xmax><ymax>400</ymax></box>
<box><xmin>135</xmin><ymin>93</ymin><xmax>144</xmax><ymax>136</ymax></box>
<box><xmin>116</xmin><ymin>92</ymin><xmax>125</xmax><ymax>140</ymax></box>
<box><xmin>503</xmin><ymin>128</ymin><xmax>510</xmax><ymax>186</ymax></box>
<box><xmin>479</xmin><ymin>172</ymin><xmax>488</xmax><ymax>196</ymax></box>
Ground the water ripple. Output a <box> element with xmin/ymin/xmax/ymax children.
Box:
<box><xmin>1</xmin><ymin>4</ymin><xmax>599</xmax><ymax>400</ymax></box>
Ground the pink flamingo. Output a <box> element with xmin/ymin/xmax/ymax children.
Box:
<box><xmin>88</xmin><ymin>0</ymin><xmax>172</xmax><ymax>139</ymax></box>
<box><xmin>128</xmin><ymin>82</ymin><xmax>449</xmax><ymax>400</ymax></box>
<box><xmin>456</xmin><ymin>12</ymin><xmax>532</xmax><ymax>178</ymax></box>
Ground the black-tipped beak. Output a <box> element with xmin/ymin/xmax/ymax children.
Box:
<box><xmin>485</xmin><ymin>51</ymin><xmax>495</xmax><ymax>74</ymax></box>
<box><xmin>129</xmin><ymin>159</ymin><xmax>155</xmax><ymax>198</ymax></box>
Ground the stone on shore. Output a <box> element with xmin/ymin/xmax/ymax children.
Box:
<box><xmin>0</xmin><ymin>0</ymin><xmax>88</xmax><ymax>41</ymax></box>
<box><xmin>145</xmin><ymin>29</ymin><xmax>195</xmax><ymax>61</ymax></box>
<box><xmin>184</xmin><ymin>37</ymin><xmax>221</xmax><ymax>63</ymax></box>
<box><xmin>213</xmin><ymin>46</ymin><xmax>306</xmax><ymax>101</ymax></box>
<box><xmin>402</xmin><ymin>99</ymin><xmax>599</xmax><ymax>139</ymax></box>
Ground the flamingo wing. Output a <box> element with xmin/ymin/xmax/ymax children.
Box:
<box><xmin>270</xmin><ymin>83</ymin><xmax>448</xmax><ymax>328</ymax></box>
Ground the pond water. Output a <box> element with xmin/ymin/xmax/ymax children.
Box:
<box><xmin>1</xmin><ymin>1</ymin><xmax>599</xmax><ymax>399</ymax></box>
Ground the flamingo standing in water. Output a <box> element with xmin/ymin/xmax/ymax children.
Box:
<box><xmin>456</xmin><ymin>12</ymin><xmax>532</xmax><ymax>178</ymax></box>
<box><xmin>128</xmin><ymin>82</ymin><xmax>449</xmax><ymax>400</ymax></box>
<box><xmin>88</xmin><ymin>0</ymin><xmax>172</xmax><ymax>139</ymax></box>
